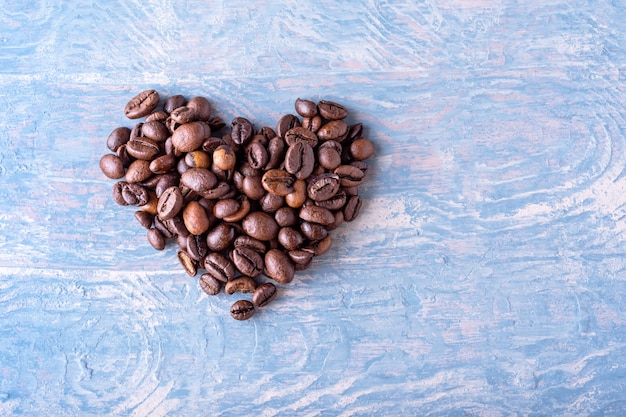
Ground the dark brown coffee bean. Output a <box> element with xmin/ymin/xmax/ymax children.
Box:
<box><xmin>145</xmin><ymin>110</ymin><xmax>168</xmax><ymax>123</ymax></box>
<box><xmin>213</xmin><ymin>199</ymin><xmax>240</xmax><ymax>219</ymax></box>
<box><xmin>172</xmin><ymin>121</ymin><xmax>211</xmax><ymax>152</ymax></box>
<box><xmin>231</xmin><ymin>246</ymin><xmax>264</xmax><ymax>277</ymax></box>
<box><xmin>276</xmin><ymin>114</ymin><xmax>301</xmax><ymax>139</ymax></box>
<box><xmin>164</xmin><ymin>94</ymin><xmax>186</xmax><ymax>114</ymax></box>
<box><xmin>178</xmin><ymin>250</ymin><xmax>197</xmax><ymax>276</ymax></box>
<box><xmin>201</xmin><ymin>136</ymin><xmax>226</xmax><ymax>153</ymax></box>
<box><xmin>141</xmin><ymin>121</ymin><xmax>169</xmax><ymax>142</ymax></box>
<box><xmin>155</xmin><ymin>173</ymin><xmax>179</xmax><ymax>197</ymax></box>
<box><xmin>183</xmin><ymin>201</ymin><xmax>210</xmax><ymax>235</ymax></box>
<box><xmin>230</xmin><ymin>300</ymin><xmax>255</xmax><ymax>320</ymax></box>
<box><xmin>247</xmin><ymin>141</ymin><xmax>269</xmax><ymax>169</ymax></box>
<box><xmin>234</xmin><ymin>235</ymin><xmax>266</xmax><ymax>254</ymax></box>
<box><xmin>107</xmin><ymin>127</ymin><xmax>131</xmax><ymax>152</ymax></box>
<box><xmin>201</xmin><ymin>182</ymin><xmax>231</xmax><ymax>200</ymax></box>
<box><xmin>284</xmin><ymin>126</ymin><xmax>318</xmax><ymax>148</ymax></box>
<box><xmin>326</xmin><ymin>210</ymin><xmax>344</xmax><ymax>231</ymax></box>
<box><xmin>147</xmin><ymin>228</ymin><xmax>166</xmax><ymax>250</ymax></box>
<box><xmin>260</xmin><ymin>192</ymin><xmax>284</xmax><ymax>213</ymax></box>
<box><xmin>116</xmin><ymin>144</ymin><xmax>133</xmax><ymax>168</ymax></box>
<box><xmin>299</xmin><ymin>205</ymin><xmax>335</xmax><ymax>225</ymax></box>
<box><xmin>288</xmin><ymin>249</ymin><xmax>314</xmax><ymax>266</ymax></box>
<box><xmin>278</xmin><ymin>227</ymin><xmax>304</xmax><ymax>251</ymax></box>
<box><xmin>121</xmin><ymin>183</ymin><xmax>149</xmax><ymax>206</ymax></box>
<box><xmin>154</xmin><ymin>215</ymin><xmax>175</xmax><ymax>239</ymax></box>
<box><xmin>294</xmin><ymin>98</ymin><xmax>318</xmax><ymax>118</ymax></box>
<box><xmin>350</xmin><ymin>138</ymin><xmax>374</xmax><ymax>161</ymax></box>
<box><xmin>184</xmin><ymin>234</ymin><xmax>207</xmax><ymax>262</ymax></box>
<box><xmin>311</xmin><ymin>234</ymin><xmax>332</xmax><ymax>256</ymax></box>
<box><xmin>343</xmin><ymin>195</ymin><xmax>362</xmax><ymax>222</ymax></box>
<box><xmin>252</xmin><ymin>282</ymin><xmax>277</xmax><ymax>307</ymax></box>
<box><xmin>99</xmin><ymin>154</ymin><xmax>125</xmax><ymax>179</ymax></box>
<box><xmin>315</xmin><ymin>189</ymin><xmax>347</xmax><ymax>210</ymax></box>
<box><xmin>262</xmin><ymin>169</ymin><xmax>295</xmax><ymax>196</ymax></box>
<box><xmin>284</xmin><ymin>142</ymin><xmax>315</xmax><ymax>180</ymax></box>
<box><xmin>126</xmin><ymin>137</ymin><xmax>161</xmax><ymax>161</ymax></box>
<box><xmin>242</xmin><ymin>175</ymin><xmax>265</xmax><ymax>201</ymax></box>
<box><xmin>150</xmin><ymin>154</ymin><xmax>177</xmax><ymax>174</ymax></box>
<box><xmin>334</xmin><ymin>165</ymin><xmax>365</xmax><ymax>187</ymax></box>
<box><xmin>318</xmin><ymin>100</ymin><xmax>348</xmax><ymax>120</ymax></box>
<box><xmin>264</xmin><ymin>249</ymin><xmax>295</xmax><ymax>284</ymax></box>
<box><xmin>164</xmin><ymin>215</ymin><xmax>189</xmax><ymax>237</ymax></box>
<box><xmin>186</xmin><ymin>96</ymin><xmax>212</xmax><ymax>121</ymax></box>
<box><xmin>134</xmin><ymin>210</ymin><xmax>154</xmax><ymax>229</ymax></box>
<box><xmin>348</xmin><ymin>123</ymin><xmax>363</xmax><ymax>140</ymax></box>
<box><xmin>265</xmin><ymin>136</ymin><xmax>285</xmax><ymax>170</ymax></box>
<box><xmin>206</xmin><ymin>223</ymin><xmax>235</xmax><ymax>252</ymax></box>
<box><xmin>204</xmin><ymin>252</ymin><xmax>236</xmax><ymax>283</ymax></box>
<box><xmin>350</xmin><ymin>160</ymin><xmax>369</xmax><ymax>177</ymax></box>
<box><xmin>301</xmin><ymin>115</ymin><xmax>322</xmax><ymax>132</ymax></box>
<box><xmin>180</xmin><ymin>168</ymin><xmax>218</xmax><ymax>193</ymax></box>
<box><xmin>300</xmin><ymin>221</ymin><xmax>328</xmax><ymax>241</ymax></box>
<box><xmin>199</xmin><ymin>273</ymin><xmax>221</xmax><ymax>295</ymax></box>
<box><xmin>242</xmin><ymin>212</ymin><xmax>279</xmax><ymax>241</ymax></box>
<box><xmin>125</xmin><ymin>89</ymin><xmax>159</xmax><ymax>119</ymax></box>
<box><xmin>307</xmin><ymin>173</ymin><xmax>340</xmax><ymax>201</ymax></box>
<box><xmin>317</xmin><ymin>120</ymin><xmax>349</xmax><ymax>142</ymax></box>
<box><xmin>318</xmin><ymin>140</ymin><xmax>342</xmax><ymax>170</ymax></box>
<box><xmin>222</xmin><ymin>198</ymin><xmax>250</xmax><ymax>223</ymax></box>
<box><xmin>157</xmin><ymin>186</ymin><xmax>184</xmax><ymax>220</ymax></box>
<box><xmin>231</xmin><ymin>117</ymin><xmax>254</xmax><ymax>145</ymax></box>
<box><xmin>274</xmin><ymin>206</ymin><xmax>298</xmax><ymax>227</ymax></box>
<box><xmin>225</xmin><ymin>276</ymin><xmax>257</xmax><ymax>295</ymax></box>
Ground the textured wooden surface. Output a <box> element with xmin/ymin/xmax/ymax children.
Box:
<box><xmin>2</xmin><ymin>0</ymin><xmax>626</xmax><ymax>415</ymax></box>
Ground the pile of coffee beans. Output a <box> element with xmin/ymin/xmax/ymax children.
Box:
<box><xmin>99</xmin><ymin>90</ymin><xmax>374</xmax><ymax>320</ymax></box>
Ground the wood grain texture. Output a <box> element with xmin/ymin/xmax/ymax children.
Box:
<box><xmin>2</xmin><ymin>0</ymin><xmax>626</xmax><ymax>415</ymax></box>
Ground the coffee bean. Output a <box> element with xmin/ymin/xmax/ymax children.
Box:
<box><xmin>212</xmin><ymin>144</ymin><xmax>236</xmax><ymax>171</ymax></box>
<box><xmin>134</xmin><ymin>210</ymin><xmax>154</xmax><ymax>229</ymax></box>
<box><xmin>299</xmin><ymin>205</ymin><xmax>335</xmax><ymax>225</ymax></box>
<box><xmin>150</xmin><ymin>154</ymin><xmax>177</xmax><ymax>175</ymax></box>
<box><xmin>170</xmin><ymin>106</ymin><xmax>197</xmax><ymax>124</ymax></box>
<box><xmin>126</xmin><ymin>137</ymin><xmax>161</xmax><ymax>160</ymax></box>
<box><xmin>111</xmin><ymin>182</ymin><xmax>128</xmax><ymax>206</ymax></box>
<box><xmin>225</xmin><ymin>276</ymin><xmax>257</xmax><ymax>295</ymax></box>
<box><xmin>260</xmin><ymin>192</ymin><xmax>284</xmax><ymax>213</ymax></box>
<box><xmin>317</xmin><ymin>120</ymin><xmax>349</xmax><ymax>142</ymax></box>
<box><xmin>231</xmin><ymin>117</ymin><xmax>254</xmax><ymax>145</ymax></box>
<box><xmin>100</xmin><ymin>154</ymin><xmax>125</xmax><ymax>179</ymax></box>
<box><xmin>318</xmin><ymin>140</ymin><xmax>342</xmax><ymax>170</ymax></box>
<box><xmin>164</xmin><ymin>94</ymin><xmax>186</xmax><ymax>114</ymax></box>
<box><xmin>121</xmin><ymin>183</ymin><xmax>149</xmax><ymax>206</ymax></box>
<box><xmin>242</xmin><ymin>175</ymin><xmax>265</xmax><ymax>201</ymax></box>
<box><xmin>222</xmin><ymin>198</ymin><xmax>250</xmax><ymax>223</ymax></box>
<box><xmin>107</xmin><ymin>127</ymin><xmax>131</xmax><ymax>152</ymax></box>
<box><xmin>274</xmin><ymin>206</ymin><xmax>298</xmax><ymax>227</ymax></box>
<box><xmin>334</xmin><ymin>165</ymin><xmax>365</xmax><ymax>187</ymax></box>
<box><xmin>278</xmin><ymin>227</ymin><xmax>304</xmax><ymax>251</ymax></box>
<box><xmin>231</xmin><ymin>246</ymin><xmax>264</xmax><ymax>277</ymax></box>
<box><xmin>172</xmin><ymin>121</ymin><xmax>211</xmax><ymax>153</ymax></box>
<box><xmin>294</xmin><ymin>98</ymin><xmax>318</xmax><ymax>118</ymax></box>
<box><xmin>186</xmin><ymin>96</ymin><xmax>212</xmax><ymax>121</ymax></box>
<box><xmin>284</xmin><ymin>142</ymin><xmax>315</xmax><ymax>180</ymax></box>
<box><xmin>265</xmin><ymin>136</ymin><xmax>285</xmax><ymax>170</ymax></box>
<box><xmin>177</xmin><ymin>250</ymin><xmax>197</xmax><ymax>276</ymax></box>
<box><xmin>199</xmin><ymin>273</ymin><xmax>221</xmax><ymax>295</ymax></box>
<box><xmin>247</xmin><ymin>141</ymin><xmax>269</xmax><ymax>170</ymax></box>
<box><xmin>230</xmin><ymin>299</ymin><xmax>255</xmax><ymax>320</ymax></box>
<box><xmin>300</xmin><ymin>221</ymin><xmax>328</xmax><ymax>241</ymax></box>
<box><xmin>184</xmin><ymin>150</ymin><xmax>211</xmax><ymax>169</ymax></box>
<box><xmin>180</xmin><ymin>168</ymin><xmax>218</xmax><ymax>193</ymax></box>
<box><xmin>315</xmin><ymin>189</ymin><xmax>347</xmax><ymax>210</ymax></box>
<box><xmin>155</xmin><ymin>173</ymin><xmax>180</xmax><ymax>197</ymax></box>
<box><xmin>262</xmin><ymin>169</ymin><xmax>295</xmax><ymax>196</ymax></box>
<box><xmin>204</xmin><ymin>252</ymin><xmax>236</xmax><ymax>282</ymax></box>
<box><xmin>343</xmin><ymin>195</ymin><xmax>362</xmax><ymax>222</ymax></box>
<box><xmin>252</xmin><ymin>282</ymin><xmax>277</xmax><ymax>307</ymax></box>
<box><xmin>187</xmin><ymin>233</ymin><xmax>209</xmax><ymax>261</ymax></box>
<box><xmin>350</xmin><ymin>138</ymin><xmax>374</xmax><ymax>161</ymax></box>
<box><xmin>276</xmin><ymin>114</ymin><xmax>301</xmax><ymax>139</ymax></box>
<box><xmin>285</xmin><ymin>179</ymin><xmax>307</xmax><ymax>209</ymax></box>
<box><xmin>213</xmin><ymin>198</ymin><xmax>240</xmax><ymax>219</ymax></box>
<box><xmin>301</xmin><ymin>115</ymin><xmax>322</xmax><ymax>133</ymax></box>
<box><xmin>183</xmin><ymin>200</ymin><xmax>210</xmax><ymax>235</ymax></box>
<box><xmin>264</xmin><ymin>249</ymin><xmax>295</xmax><ymax>284</ymax></box>
<box><xmin>284</xmin><ymin>126</ymin><xmax>318</xmax><ymax>148</ymax></box>
<box><xmin>157</xmin><ymin>186</ymin><xmax>184</xmax><ymax>220</ymax></box>
<box><xmin>125</xmin><ymin>89</ymin><xmax>159</xmax><ymax>119</ymax></box>
<box><xmin>307</xmin><ymin>173</ymin><xmax>340</xmax><ymax>201</ymax></box>
<box><xmin>141</xmin><ymin>120</ymin><xmax>169</xmax><ymax>142</ymax></box>
<box><xmin>145</xmin><ymin>110</ymin><xmax>168</xmax><ymax>123</ymax></box>
<box><xmin>242</xmin><ymin>212</ymin><xmax>279</xmax><ymax>241</ymax></box>
<box><xmin>147</xmin><ymin>228</ymin><xmax>166</xmax><ymax>250</ymax></box>
<box><xmin>318</xmin><ymin>100</ymin><xmax>348</xmax><ymax>120</ymax></box>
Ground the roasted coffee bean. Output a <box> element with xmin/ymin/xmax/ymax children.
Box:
<box><xmin>180</xmin><ymin>168</ymin><xmax>218</xmax><ymax>193</ymax></box>
<box><xmin>199</xmin><ymin>273</ymin><xmax>221</xmax><ymax>296</ymax></box>
<box><xmin>265</xmin><ymin>136</ymin><xmax>285</xmax><ymax>170</ymax></box>
<box><xmin>154</xmin><ymin>216</ymin><xmax>175</xmax><ymax>239</ymax></box>
<box><xmin>185</xmin><ymin>233</ymin><xmax>208</xmax><ymax>261</ymax></box>
<box><xmin>187</xmin><ymin>96</ymin><xmax>212</xmax><ymax>121</ymax></box>
<box><xmin>294</xmin><ymin>98</ymin><xmax>318</xmax><ymax>118</ymax></box>
<box><xmin>284</xmin><ymin>126</ymin><xmax>318</xmax><ymax>148</ymax></box>
<box><xmin>343</xmin><ymin>195</ymin><xmax>362</xmax><ymax>222</ymax></box>
<box><xmin>107</xmin><ymin>127</ymin><xmax>131</xmax><ymax>152</ymax></box>
<box><xmin>252</xmin><ymin>282</ymin><xmax>277</xmax><ymax>307</ymax></box>
<box><xmin>276</xmin><ymin>114</ymin><xmax>301</xmax><ymax>139</ymax></box>
<box><xmin>225</xmin><ymin>276</ymin><xmax>257</xmax><ymax>295</ymax></box>
<box><xmin>126</xmin><ymin>159</ymin><xmax>152</xmax><ymax>183</ymax></box>
<box><xmin>201</xmin><ymin>182</ymin><xmax>231</xmax><ymax>199</ymax></box>
<box><xmin>204</xmin><ymin>252</ymin><xmax>236</xmax><ymax>283</ymax></box>
<box><xmin>147</xmin><ymin>228</ymin><xmax>166</xmax><ymax>250</ymax></box>
<box><xmin>317</xmin><ymin>120</ymin><xmax>349</xmax><ymax>142</ymax></box>
<box><xmin>125</xmin><ymin>89</ymin><xmax>159</xmax><ymax>119</ymax></box>
<box><xmin>284</xmin><ymin>142</ymin><xmax>314</xmax><ymax>180</ymax></box>
<box><xmin>318</xmin><ymin>100</ymin><xmax>348</xmax><ymax>120</ymax></box>
<box><xmin>231</xmin><ymin>246</ymin><xmax>264</xmax><ymax>277</ymax></box>
<box><xmin>262</xmin><ymin>169</ymin><xmax>295</xmax><ymax>196</ymax></box>
<box><xmin>157</xmin><ymin>186</ymin><xmax>184</xmax><ymax>220</ymax></box>
<box><xmin>121</xmin><ymin>183</ymin><xmax>149</xmax><ymax>206</ymax></box>
<box><xmin>183</xmin><ymin>200</ymin><xmax>210</xmax><ymax>235</ymax></box>
<box><xmin>116</xmin><ymin>144</ymin><xmax>133</xmax><ymax>168</ymax></box>
<box><xmin>184</xmin><ymin>150</ymin><xmax>211</xmax><ymax>169</ymax></box>
<box><xmin>242</xmin><ymin>212</ymin><xmax>279</xmax><ymax>241</ymax></box>
<box><xmin>278</xmin><ymin>227</ymin><xmax>304</xmax><ymax>251</ymax></box>
<box><xmin>318</xmin><ymin>140</ymin><xmax>342</xmax><ymax>170</ymax></box>
<box><xmin>231</xmin><ymin>117</ymin><xmax>254</xmax><ymax>145</ymax></box>
<box><xmin>350</xmin><ymin>160</ymin><xmax>369</xmax><ymax>177</ymax></box>
<box><xmin>230</xmin><ymin>299</ymin><xmax>255</xmax><ymax>320</ymax></box>
<box><xmin>222</xmin><ymin>198</ymin><xmax>250</xmax><ymax>223</ymax></box>
<box><xmin>150</xmin><ymin>154</ymin><xmax>177</xmax><ymax>174</ymax></box>
<box><xmin>264</xmin><ymin>249</ymin><xmax>295</xmax><ymax>284</ymax></box>
<box><xmin>274</xmin><ymin>206</ymin><xmax>298</xmax><ymax>227</ymax></box>
<box><xmin>315</xmin><ymin>189</ymin><xmax>347</xmax><ymax>211</ymax></box>
<box><xmin>300</xmin><ymin>221</ymin><xmax>328</xmax><ymax>241</ymax></box>
<box><xmin>307</xmin><ymin>173</ymin><xmax>340</xmax><ymax>201</ymax></box>
<box><xmin>350</xmin><ymin>138</ymin><xmax>374</xmax><ymax>161</ymax></box>
<box><xmin>164</xmin><ymin>215</ymin><xmax>189</xmax><ymax>237</ymax></box>
<box><xmin>155</xmin><ymin>173</ymin><xmax>180</xmax><ymax>197</ymax></box>
<box><xmin>172</xmin><ymin>121</ymin><xmax>211</xmax><ymax>152</ymax></box>
<box><xmin>301</xmin><ymin>115</ymin><xmax>322</xmax><ymax>132</ymax></box>
<box><xmin>299</xmin><ymin>205</ymin><xmax>335</xmax><ymax>225</ymax></box>
<box><xmin>234</xmin><ymin>235</ymin><xmax>266</xmax><ymax>254</ymax></box>
<box><xmin>288</xmin><ymin>249</ymin><xmax>314</xmax><ymax>266</ymax></box>
<box><xmin>326</xmin><ymin>210</ymin><xmax>344</xmax><ymax>231</ymax></box>
<box><xmin>201</xmin><ymin>136</ymin><xmax>225</xmax><ymax>153</ymax></box>
<box><xmin>164</xmin><ymin>94</ymin><xmax>186</xmax><ymax>114</ymax></box>
<box><xmin>141</xmin><ymin>120</ymin><xmax>169</xmax><ymax>142</ymax></box>
<box><xmin>100</xmin><ymin>154</ymin><xmax>125</xmax><ymax>179</ymax></box>
<box><xmin>178</xmin><ymin>250</ymin><xmax>197</xmax><ymax>276</ymax></box>
<box><xmin>170</xmin><ymin>106</ymin><xmax>196</xmax><ymax>124</ymax></box>
<box><xmin>241</xmin><ymin>175</ymin><xmax>265</xmax><ymax>200</ymax></box>
<box><xmin>247</xmin><ymin>141</ymin><xmax>269</xmax><ymax>169</ymax></box>
<box><xmin>260</xmin><ymin>192</ymin><xmax>284</xmax><ymax>213</ymax></box>
<box><xmin>134</xmin><ymin>210</ymin><xmax>154</xmax><ymax>229</ymax></box>
<box><xmin>285</xmin><ymin>179</ymin><xmax>307</xmax><ymax>209</ymax></box>
<box><xmin>311</xmin><ymin>234</ymin><xmax>332</xmax><ymax>256</ymax></box>
<box><xmin>213</xmin><ymin>198</ymin><xmax>240</xmax><ymax>219</ymax></box>
<box><xmin>334</xmin><ymin>165</ymin><xmax>365</xmax><ymax>187</ymax></box>
<box><xmin>145</xmin><ymin>110</ymin><xmax>168</xmax><ymax>123</ymax></box>
<box><xmin>206</xmin><ymin>223</ymin><xmax>235</xmax><ymax>251</ymax></box>
<box><xmin>348</xmin><ymin>122</ymin><xmax>363</xmax><ymax>140</ymax></box>
<box><xmin>126</xmin><ymin>137</ymin><xmax>160</xmax><ymax>160</ymax></box>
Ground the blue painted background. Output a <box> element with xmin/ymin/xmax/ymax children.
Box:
<box><xmin>2</xmin><ymin>0</ymin><xmax>626</xmax><ymax>415</ymax></box>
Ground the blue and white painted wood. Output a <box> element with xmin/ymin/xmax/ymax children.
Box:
<box><xmin>2</xmin><ymin>0</ymin><xmax>626</xmax><ymax>415</ymax></box>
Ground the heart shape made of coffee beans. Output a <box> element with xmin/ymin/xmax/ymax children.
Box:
<box><xmin>99</xmin><ymin>90</ymin><xmax>374</xmax><ymax>320</ymax></box>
